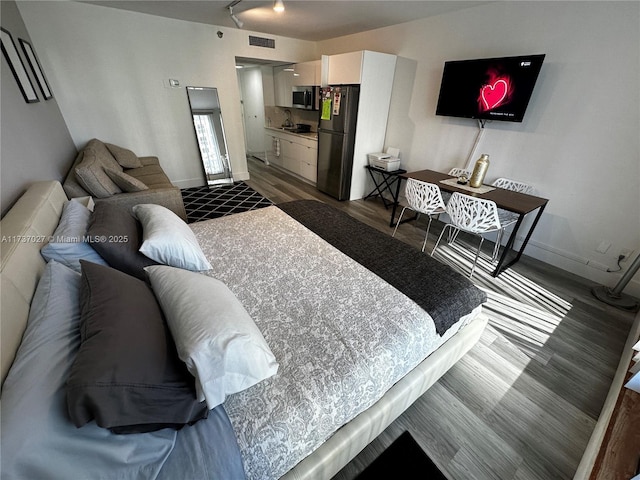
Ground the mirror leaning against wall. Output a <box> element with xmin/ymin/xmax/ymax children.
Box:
<box><xmin>186</xmin><ymin>86</ymin><xmax>233</xmax><ymax>186</ymax></box>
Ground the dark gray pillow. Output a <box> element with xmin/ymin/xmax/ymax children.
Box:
<box><xmin>87</xmin><ymin>202</ymin><xmax>158</xmax><ymax>280</ymax></box>
<box><xmin>66</xmin><ymin>261</ymin><xmax>208</xmax><ymax>434</ymax></box>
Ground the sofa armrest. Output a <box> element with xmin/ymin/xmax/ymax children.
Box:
<box><xmin>138</xmin><ymin>156</ymin><xmax>160</xmax><ymax>167</ymax></box>
<box><xmin>94</xmin><ymin>187</ymin><xmax>187</xmax><ymax>221</ymax></box>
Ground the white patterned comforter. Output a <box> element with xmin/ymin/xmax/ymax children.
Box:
<box><xmin>191</xmin><ymin>206</ymin><xmax>472</xmax><ymax>479</ymax></box>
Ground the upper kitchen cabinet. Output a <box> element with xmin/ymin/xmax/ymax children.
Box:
<box><xmin>326</xmin><ymin>50</ymin><xmax>394</xmax><ymax>86</ymax></box>
<box><xmin>274</xmin><ymin>65</ymin><xmax>294</xmax><ymax>107</ymax></box>
<box><xmin>291</xmin><ymin>60</ymin><xmax>321</xmax><ymax>86</ymax></box>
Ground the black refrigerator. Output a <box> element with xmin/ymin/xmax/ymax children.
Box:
<box><xmin>316</xmin><ymin>85</ymin><xmax>360</xmax><ymax>200</ymax></box>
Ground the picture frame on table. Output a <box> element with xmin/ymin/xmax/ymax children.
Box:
<box><xmin>19</xmin><ymin>38</ymin><xmax>53</xmax><ymax>100</ymax></box>
<box><xmin>0</xmin><ymin>27</ymin><xmax>39</xmax><ymax>103</ymax></box>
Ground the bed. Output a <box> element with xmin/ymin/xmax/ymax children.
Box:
<box><xmin>0</xmin><ymin>180</ymin><xmax>488</xmax><ymax>480</ymax></box>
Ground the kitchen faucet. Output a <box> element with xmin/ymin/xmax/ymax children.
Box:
<box><xmin>283</xmin><ymin>109</ymin><xmax>294</xmax><ymax>128</ymax></box>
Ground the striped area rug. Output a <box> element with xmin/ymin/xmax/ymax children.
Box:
<box><xmin>181</xmin><ymin>183</ymin><xmax>273</xmax><ymax>223</ymax></box>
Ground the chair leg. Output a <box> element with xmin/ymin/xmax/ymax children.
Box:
<box><xmin>421</xmin><ymin>216</ymin><xmax>433</xmax><ymax>252</ymax></box>
<box><xmin>448</xmin><ymin>227</ymin><xmax>460</xmax><ymax>245</ymax></box>
<box><xmin>470</xmin><ymin>236</ymin><xmax>485</xmax><ymax>278</ymax></box>
<box><xmin>431</xmin><ymin>224</ymin><xmax>452</xmax><ymax>257</ymax></box>
<box><xmin>392</xmin><ymin>207</ymin><xmax>408</xmax><ymax>237</ymax></box>
<box><xmin>492</xmin><ymin>229</ymin><xmax>504</xmax><ymax>262</ymax></box>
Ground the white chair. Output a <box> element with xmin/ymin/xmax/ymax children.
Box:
<box><xmin>431</xmin><ymin>192</ymin><xmax>502</xmax><ymax>278</ymax></box>
<box><xmin>448</xmin><ymin>167</ymin><xmax>471</xmax><ymax>179</ymax></box>
<box><xmin>492</xmin><ymin>177</ymin><xmax>534</xmax><ymax>194</ymax></box>
<box><xmin>491</xmin><ymin>177</ymin><xmax>534</xmax><ymax>249</ymax></box>
<box><xmin>392</xmin><ymin>178</ymin><xmax>446</xmax><ymax>252</ymax></box>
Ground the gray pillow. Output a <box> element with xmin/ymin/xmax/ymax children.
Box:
<box><xmin>104</xmin><ymin>168</ymin><xmax>149</xmax><ymax>192</ymax></box>
<box><xmin>66</xmin><ymin>260</ymin><xmax>208</xmax><ymax>433</ymax></box>
<box><xmin>105</xmin><ymin>142</ymin><xmax>143</xmax><ymax>169</ymax></box>
<box><xmin>75</xmin><ymin>149</ymin><xmax>122</xmax><ymax>198</ymax></box>
<box><xmin>87</xmin><ymin>202</ymin><xmax>158</xmax><ymax>280</ymax></box>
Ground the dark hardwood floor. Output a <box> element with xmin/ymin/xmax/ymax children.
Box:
<box><xmin>243</xmin><ymin>157</ymin><xmax>635</xmax><ymax>480</ymax></box>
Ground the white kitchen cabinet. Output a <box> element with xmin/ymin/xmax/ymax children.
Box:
<box><xmin>264</xmin><ymin>128</ymin><xmax>318</xmax><ymax>183</ymax></box>
<box><xmin>292</xmin><ymin>60</ymin><xmax>321</xmax><ymax>86</ymax></box>
<box><xmin>264</xmin><ymin>133</ymin><xmax>280</xmax><ymax>167</ymax></box>
<box><xmin>300</xmin><ymin>157</ymin><xmax>317</xmax><ymax>183</ymax></box>
<box><xmin>273</xmin><ymin>65</ymin><xmax>294</xmax><ymax>107</ymax></box>
<box><xmin>327</xmin><ymin>51</ymin><xmax>364</xmax><ymax>85</ymax></box>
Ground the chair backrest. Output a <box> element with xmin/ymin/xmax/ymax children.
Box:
<box><xmin>405</xmin><ymin>178</ymin><xmax>445</xmax><ymax>215</ymax></box>
<box><xmin>448</xmin><ymin>168</ymin><xmax>471</xmax><ymax>178</ymax></box>
<box><xmin>446</xmin><ymin>192</ymin><xmax>501</xmax><ymax>234</ymax></box>
<box><xmin>492</xmin><ymin>177</ymin><xmax>534</xmax><ymax>194</ymax></box>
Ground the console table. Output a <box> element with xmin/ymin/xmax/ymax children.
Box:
<box><xmin>394</xmin><ymin>169</ymin><xmax>549</xmax><ymax>277</ymax></box>
<box><xmin>364</xmin><ymin>166</ymin><xmax>407</xmax><ymax>210</ymax></box>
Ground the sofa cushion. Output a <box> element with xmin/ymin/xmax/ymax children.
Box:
<box><xmin>63</xmin><ymin>151</ymin><xmax>92</xmax><ymax>199</ymax></box>
<box><xmin>126</xmin><ymin>165</ymin><xmax>173</xmax><ymax>189</ymax></box>
<box><xmin>85</xmin><ymin>139</ymin><xmax>122</xmax><ymax>173</ymax></box>
<box><xmin>105</xmin><ymin>168</ymin><xmax>149</xmax><ymax>193</ymax></box>
<box><xmin>105</xmin><ymin>143</ymin><xmax>143</xmax><ymax>169</ymax></box>
<box><xmin>75</xmin><ymin>150</ymin><xmax>122</xmax><ymax>199</ymax></box>
<box><xmin>138</xmin><ymin>156</ymin><xmax>160</xmax><ymax>167</ymax></box>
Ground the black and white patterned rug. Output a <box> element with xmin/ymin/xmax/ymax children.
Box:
<box><xmin>181</xmin><ymin>182</ymin><xmax>273</xmax><ymax>223</ymax></box>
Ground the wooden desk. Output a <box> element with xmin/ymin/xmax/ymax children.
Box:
<box><xmin>392</xmin><ymin>169</ymin><xmax>549</xmax><ymax>277</ymax></box>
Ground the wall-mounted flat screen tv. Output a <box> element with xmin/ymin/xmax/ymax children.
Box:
<box><xmin>435</xmin><ymin>54</ymin><xmax>545</xmax><ymax>122</ymax></box>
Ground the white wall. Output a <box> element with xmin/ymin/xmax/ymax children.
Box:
<box><xmin>317</xmin><ymin>1</ymin><xmax>640</xmax><ymax>296</ymax></box>
<box><xmin>17</xmin><ymin>1</ymin><xmax>316</xmax><ymax>186</ymax></box>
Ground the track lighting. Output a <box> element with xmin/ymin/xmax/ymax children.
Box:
<box><xmin>229</xmin><ymin>5</ymin><xmax>243</xmax><ymax>29</ymax></box>
<box><xmin>273</xmin><ymin>0</ymin><xmax>285</xmax><ymax>13</ymax></box>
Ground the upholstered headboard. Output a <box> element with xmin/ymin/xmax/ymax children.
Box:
<box><xmin>0</xmin><ymin>181</ymin><xmax>67</xmax><ymax>385</ymax></box>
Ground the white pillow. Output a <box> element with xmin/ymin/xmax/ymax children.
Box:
<box><xmin>40</xmin><ymin>199</ymin><xmax>108</xmax><ymax>272</ymax></box>
<box><xmin>145</xmin><ymin>265</ymin><xmax>279</xmax><ymax>410</ymax></box>
<box><xmin>132</xmin><ymin>204</ymin><xmax>212</xmax><ymax>271</ymax></box>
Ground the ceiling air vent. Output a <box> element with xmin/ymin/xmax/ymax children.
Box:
<box><xmin>249</xmin><ymin>35</ymin><xmax>275</xmax><ymax>49</ymax></box>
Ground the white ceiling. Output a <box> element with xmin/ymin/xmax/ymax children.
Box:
<box><xmin>80</xmin><ymin>1</ymin><xmax>487</xmax><ymax>42</ymax></box>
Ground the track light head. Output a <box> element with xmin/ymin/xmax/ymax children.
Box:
<box><xmin>228</xmin><ymin>5</ymin><xmax>243</xmax><ymax>29</ymax></box>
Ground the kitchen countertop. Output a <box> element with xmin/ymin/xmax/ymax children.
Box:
<box><xmin>265</xmin><ymin>126</ymin><xmax>318</xmax><ymax>141</ymax></box>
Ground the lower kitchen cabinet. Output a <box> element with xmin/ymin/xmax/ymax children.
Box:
<box><xmin>264</xmin><ymin>129</ymin><xmax>317</xmax><ymax>184</ymax></box>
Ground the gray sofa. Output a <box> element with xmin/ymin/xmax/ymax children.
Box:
<box><xmin>63</xmin><ymin>139</ymin><xmax>187</xmax><ymax>220</ymax></box>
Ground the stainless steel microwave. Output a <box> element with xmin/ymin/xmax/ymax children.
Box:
<box><xmin>292</xmin><ymin>86</ymin><xmax>320</xmax><ymax>110</ymax></box>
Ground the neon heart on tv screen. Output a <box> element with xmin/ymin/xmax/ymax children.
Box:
<box><xmin>435</xmin><ymin>54</ymin><xmax>545</xmax><ymax>123</ymax></box>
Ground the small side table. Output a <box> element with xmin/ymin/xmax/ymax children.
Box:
<box><xmin>364</xmin><ymin>166</ymin><xmax>407</xmax><ymax>216</ymax></box>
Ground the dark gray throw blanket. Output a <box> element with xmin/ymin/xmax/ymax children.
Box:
<box><xmin>278</xmin><ymin>200</ymin><xmax>487</xmax><ymax>336</ymax></box>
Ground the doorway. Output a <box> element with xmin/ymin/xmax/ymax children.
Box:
<box><xmin>235</xmin><ymin>57</ymin><xmax>291</xmax><ymax>164</ymax></box>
